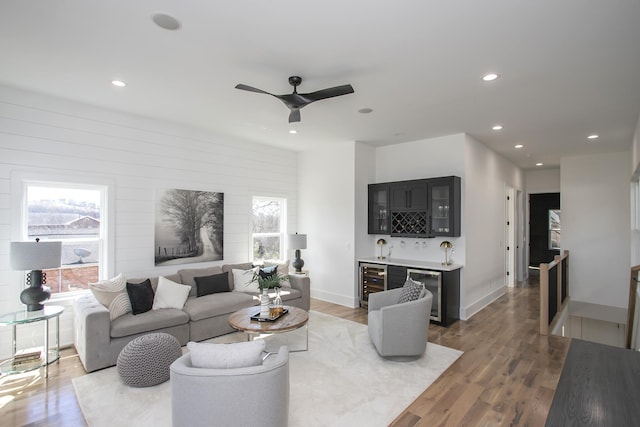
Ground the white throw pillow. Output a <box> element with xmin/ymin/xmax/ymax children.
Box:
<box><xmin>232</xmin><ymin>268</ymin><xmax>259</xmax><ymax>293</ymax></box>
<box><xmin>152</xmin><ymin>276</ymin><xmax>191</xmax><ymax>310</ymax></box>
<box><xmin>89</xmin><ymin>273</ymin><xmax>131</xmax><ymax>321</ymax></box>
<box><xmin>187</xmin><ymin>339</ymin><xmax>266</xmax><ymax>369</ymax></box>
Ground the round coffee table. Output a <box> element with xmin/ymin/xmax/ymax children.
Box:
<box><xmin>228</xmin><ymin>306</ymin><xmax>309</xmax><ymax>352</ymax></box>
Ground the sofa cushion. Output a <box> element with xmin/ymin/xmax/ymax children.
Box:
<box><xmin>195</xmin><ymin>272</ymin><xmax>230</xmax><ymax>297</ymax></box>
<box><xmin>153</xmin><ymin>276</ymin><xmax>191</xmax><ymax>310</ymax></box>
<box><xmin>276</xmin><ymin>287</ymin><xmax>301</xmax><ymax>303</ymax></box>
<box><xmin>187</xmin><ymin>339</ymin><xmax>265</xmax><ymax>369</ymax></box>
<box><xmin>232</xmin><ymin>268</ymin><xmax>259</xmax><ymax>293</ymax></box>
<box><xmin>222</xmin><ymin>262</ymin><xmax>254</xmax><ymax>290</ymax></box>
<box><xmin>178</xmin><ymin>266</ymin><xmax>224</xmax><ymax>297</ymax></box>
<box><xmin>88</xmin><ymin>273</ymin><xmax>131</xmax><ymax>321</ymax></box>
<box><xmin>182</xmin><ymin>292</ymin><xmax>257</xmax><ymax>322</ymax></box>
<box><xmin>398</xmin><ymin>279</ymin><xmax>425</xmax><ymax>303</ymax></box>
<box><xmin>127</xmin><ymin>279</ymin><xmax>155</xmax><ymax>315</ymax></box>
<box><xmin>110</xmin><ymin>308</ymin><xmax>190</xmax><ymax>338</ymax></box>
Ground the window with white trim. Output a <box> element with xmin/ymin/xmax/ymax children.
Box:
<box><xmin>549</xmin><ymin>209</ymin><xmax>561</xmax><ymax>250</ymax></box>
<box><xmin>24</xmin><ymin>183</ymin><xmax>107</xmax><ymax>294</ymax></box>
<box><xmin>251</xmin><ymin>196</ymin><xmax>286</xmax><ymax>262</ymax></box>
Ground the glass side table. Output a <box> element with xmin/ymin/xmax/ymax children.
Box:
<box><xmin>0</xmin><ymin>305</ymin><xmax>64</xmax><ymax>379</ymax></box>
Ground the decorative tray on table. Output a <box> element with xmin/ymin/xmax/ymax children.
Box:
<box><xmin>250</xmin><ymin>308</ymin><xmax>289</xmax><ymax>322</ymax></box>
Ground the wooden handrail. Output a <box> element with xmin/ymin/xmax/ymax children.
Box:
<box><xmin>540</xmin><ymin>250</ymin><xmax>570</xmax><ymax>335</ymax></box>
<box><xmin>625</xmin><ymin>265</ymin><xmax>640</xmax><ymax>348</ymax></box>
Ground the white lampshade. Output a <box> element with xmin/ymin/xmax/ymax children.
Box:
<box><xmin>288</xmin><ymin>233</ymin><xmax>307</xmax><ymax>250</ymax></box>
<box><xmin>10</xmin><ymin>241</ymin><xmax>62</xmax><ymax>270</ymax></box>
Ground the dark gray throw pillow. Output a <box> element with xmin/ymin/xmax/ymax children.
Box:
<box><xmin>398</xmin><ymin>279</ymin><xmax>424</xmax><ymax>304</ymax></box>
<box><xmin>126</xmin><ymin>279</ymin><xmax>155</xmax><ymax>314</ymax></box>
<box><xmin>258</xmin><ymin>264</ymin><xmax>278</xmax><ymax>280</ymax></box>
<box><xmin>194</xmin><ymin>272</ymin><xmax>229</xmax><ymax>297</ymax></box>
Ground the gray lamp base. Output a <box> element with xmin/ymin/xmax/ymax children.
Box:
<box><xmin>292</xmin><ymin>249</ymin><xmax>305</xmax><ymax>273</ymax></box>
<box><xmin>20</xmin><ymin>270</ymin><xmax>51</xmax><ymax>311</ymax></box>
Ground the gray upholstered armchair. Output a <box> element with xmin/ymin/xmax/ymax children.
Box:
<box><xmin>170</xmin><ymin>346</ymin><xmax>290</xmax><ymax>427</ymax></box>
<box><xmin>367</xmin><ymin>287</ymin><xmax>433</xmax><ymax>358</ymax></box>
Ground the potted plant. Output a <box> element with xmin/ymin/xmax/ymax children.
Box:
<box><xmin>252</xmin><ymin>271</ymin><xmax>290</xmax><ymax>317</ymax></box>
<box><xmin>253</xmin><ymin>271</ymin><xmax>290</xmax><ymax>291</ymax></box>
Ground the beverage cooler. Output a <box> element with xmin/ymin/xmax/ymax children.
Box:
<box><xmin>407</xmin><ymin>268</ymin><xmax>442</xmax><ymax>322</ymax></box>
<box><xmin>359</xmin><ymin>263</ymin><xmax>387</xmax><ymax>307</ymax></box>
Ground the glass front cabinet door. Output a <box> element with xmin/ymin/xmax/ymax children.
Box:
<box><xmin>429</xmin><ymin>176</ymin><xmax>461</xmax><ymax>237</ymax></box>
<box><xmin>368</xmin><ymin>183</ymin><xmax>390</xmax><ymax>234</ymax></box>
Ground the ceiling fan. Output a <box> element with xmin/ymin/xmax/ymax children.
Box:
<box><xmin>235</xmin><ymin>76</ymin><xmax>354</xmax><ymax>123</ymax></box>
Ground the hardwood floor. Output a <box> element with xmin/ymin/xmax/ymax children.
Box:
<box><xmin>0</xmin><ymin>277</ymin><xmax>570</xmax><ymax>427</ymax></box>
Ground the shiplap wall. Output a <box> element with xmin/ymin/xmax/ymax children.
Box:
<box><xmin>0</xmin><ymin>85</ymin><xmax>299</xmax><ymax>359</ymax></box>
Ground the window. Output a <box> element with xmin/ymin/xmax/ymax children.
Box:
<box><xmin>24</xmin><ymin>183</ymin><xmax>106</xmax><ymax>294</ymax></box>
<box><xmin>252</xmin><ymin>196</ymin><xmax>286</xmax><ymax>262</ymax></box>
<box><xmin>549</xmin><ymin>209</ymin><xmax>561</xmax><ymax>250</ymax></box>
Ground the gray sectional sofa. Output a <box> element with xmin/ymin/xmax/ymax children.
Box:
<box><xmin>73</xmin><ymin>262</ymin><xmax>310</xmax><ymax>372</ymax></box>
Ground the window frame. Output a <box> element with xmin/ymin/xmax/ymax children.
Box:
<box><xmin>548</xmin><ymin>209</ymin><xmax>561</xmax><ymax>251</ymax></box>
<box><xmin>251</xmin><ymin>195</ymin><xmax>287</xmax><ymax>262</ymax></box>
<box><xmin>12</xmin><ymin>172</ymin><xmax>115</xmax><ymax>299</ymax></box>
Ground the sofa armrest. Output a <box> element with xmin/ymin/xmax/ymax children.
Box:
<box><xmin>73</xmin><ymin>293</ymin><xmax>112</xmax><ymax>372</ymax></box>
<box><xmin>288</xmin><ymin>274</ymin><xmax>310</xmax><ymax>311</ymax></box>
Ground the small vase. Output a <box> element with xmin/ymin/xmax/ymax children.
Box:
<box><xmin>273</xmin><ymin>287</ymin><xmax>283</xmax><ymax>316</ymax></box>
<box><xmin>260</xmin><ymin>288</ymin><xmax>270</xmax><ymax>317</ymax></box>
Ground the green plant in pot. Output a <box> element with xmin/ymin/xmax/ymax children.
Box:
<box><xmin>252</xmin><ymin>269</ymin><xmax>289</xmax><ymax>318</ymax></box>
<box><xmin>253</xmin><ymin>271</ymin><xmax>290</xmax><ymax>291</ymax></box>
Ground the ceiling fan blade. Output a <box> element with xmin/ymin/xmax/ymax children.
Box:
<box><xmin>235</xmin><ymin>84</ymin><xmax>273</xmax><ymax>96</ymax></box>
<box><xmin>289</xmin><ymin>109</ymin><xmax>301</xmax><ymax>123</ymax></box>
<box><xmin>302</xmin><ymin>84</ymin><xmax>354</xmax><ymax>102</ymax></box>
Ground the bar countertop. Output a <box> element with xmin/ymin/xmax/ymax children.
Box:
<box><xmin>357</xmin><ymin>257</ymin><xmax>463</xmax><ymax>272</ymax></box>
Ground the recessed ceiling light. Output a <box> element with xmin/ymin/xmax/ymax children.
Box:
<box><xmin>492</xmin><ymin>125</ymin><xmax>503</xmax><ymax>130</ymax></box>
<box><xmin>587</xmin><ymin>134</ymin><xmax>599</xmax><ymax>139</ymax></box>
<box><xmin>111</xmin><ymin>80</ymin><xmax>126</xmax><ymax>87</ymax></box>
<box><xmin>482</xmin><ymin>73</ymin><xmax>499</xmax><ymax>82</ymax></box>
<box><xmin>289</xmin><ymin>130</ymin><xmax>297</xmax><ymax>134</ymax></box>
<box><xmin>514</xmin><ymin>144</ymin><xmax>524</xmax><ymax>149</ymax></box>
<box><xmin>536</xmin><ymin>162</ymin><xmax>544</xmax><ymax>166</ymax></box>
<box><xmin>152</xmin><ymin>13</ymin><xmax>181</xmax><ymax>30</ymax></box>
<box><xmin>358</xmin><ymin>108</ymin><xmax>373</xmax><ymax>114</ymax></box>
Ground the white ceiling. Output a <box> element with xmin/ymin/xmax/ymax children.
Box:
<box><xmin>2</xmin><ymin>1</ymin><xmax>640</xmax><ymax>170</ymax></box>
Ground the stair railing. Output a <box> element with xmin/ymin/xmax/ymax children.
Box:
<box><xmin>540</xmin><ymin>250</ymin><xmax>570</xmax><ymax>335</ymax></box>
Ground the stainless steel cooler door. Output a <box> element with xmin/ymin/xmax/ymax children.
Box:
<box><xmin>407</xmin><ymin>269</ymin><xmax>442</xmax><ymax>322</ymax></box>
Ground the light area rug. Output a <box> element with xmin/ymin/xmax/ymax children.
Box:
<box><xmin>73</xmin><ymin>311</ymin><xmax>462</xmax><ymax>427</ymax></box>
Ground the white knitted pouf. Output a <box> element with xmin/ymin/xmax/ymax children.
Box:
<box><xmin>117</xmin><ymin>333</ymin><xmax>182</xmax><ymax>387</ymax></box>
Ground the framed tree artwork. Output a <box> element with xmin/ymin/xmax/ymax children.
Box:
<box><xmin>155</xmin><ymin>189</ymin><xmax>224</xmax><ymax>266</ymax></box>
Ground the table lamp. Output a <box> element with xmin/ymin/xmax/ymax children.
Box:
<box><xmin>10</xmin><ymin>238</ymin><xmax>62</xmax><ymax>311</ymax></box>
<box><xmin>288</xmin><ymin>233</ymin><xmax>307</xmax><ymax>273</ymax></box>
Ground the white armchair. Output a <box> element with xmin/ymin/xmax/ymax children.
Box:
<box><xmin>170</xmin><ymin>345</ymin><xmax>290</xmax><ymax>427</ymax></box>
<box><xmin>368</xmin><ymin>287</ymin><xmax>433</xmax><ymax>358</ymax></box>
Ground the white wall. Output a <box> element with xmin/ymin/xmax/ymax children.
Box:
<box><xmin>525</xmin><ymin>168</ymin><xmax>560</xmax><ymax>194</ymax></box>
<box><xmin>0</xmin><ymin>85</ymin><xmax>300</xmax><ymax>358</ymax></box>
<box><xmin>631</xmin><ymin>114</ymin><xmax>640</xmax><ymax>266</ymax></box>
<box><xmin>561</xmin><ymin>151</ymin><xmax>631</xmax><ymax>308</ymax></box>
<box><xmin>354</xmin><ymin>142</ymin><xmax>376</xmax><ymax>262</ymax></box>
<box><xmin>463</xmin><ymin>135</ymin><xmax>524</xmax><ymax>317</ymax></box>
<box><xmin>298</xmin><ymin>142</ymin><xmax>357</xmax><ymax>307</ymax></box>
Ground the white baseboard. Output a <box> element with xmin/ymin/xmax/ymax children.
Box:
<box><xmin>310</xmin><ymin>289</ymin><xmax>359</xmax><ymax>309</ymax></box>
<box><xmin>462</xmin><ymin>286</ymin><xmax>506</xmax><ymax>320</ymax></box>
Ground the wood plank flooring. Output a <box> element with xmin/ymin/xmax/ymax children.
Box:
<box><xmin>0</xmin><ymin>278</ymin><xmax>570</xmax><ymax>427</ymax></box>
<box><xmin>545</xmin><ymin>339</ymin><xmax>640</xmax><ymax>426</ymax></box>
